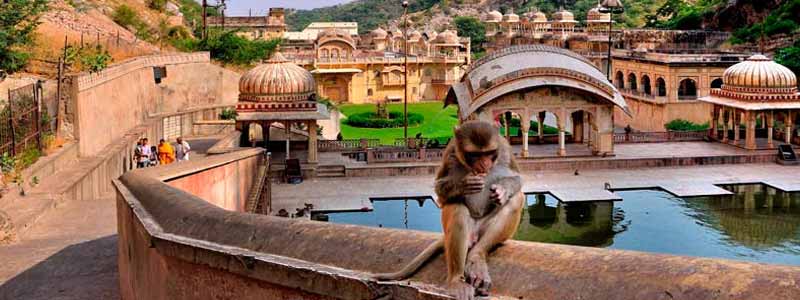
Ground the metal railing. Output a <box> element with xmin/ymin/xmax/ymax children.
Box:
<box><xmin>366</xmin><ymin>147</ymin><xmax>444</xmax><ymax>164</ymax></box>
<box><xmin>1</xmin><ymin>82</ymin><xmax>45</xmax><ymax>156</ymax></box>
<box><xmin>318</xmin><ymin>139</ymin><xmax>381</xmax><ymax>152</ymax></box>
<box><xmin>246</xmin><ymin>154</ymin><xmax>272</xmax><ymax>215</ymax></box>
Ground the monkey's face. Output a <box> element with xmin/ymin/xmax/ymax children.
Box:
<box><xmin>465</xmin><ymin>148</ymin><xmax>498</xmax><ymax>174</ymax></box>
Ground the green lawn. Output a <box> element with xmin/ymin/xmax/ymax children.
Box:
<box><xmin>339</xmin><ymin>102</ymin><xmax>458</xmax><ymax>144</ymax></box>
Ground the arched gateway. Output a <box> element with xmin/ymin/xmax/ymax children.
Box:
<box><xmin>445</xmin><ymin>45</ymin><xmax>629</xmax><ymax>157</ymax></box>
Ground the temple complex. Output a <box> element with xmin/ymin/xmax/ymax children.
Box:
<box><xmin>700</xmin><ymin>54</ymin><xmax>800</xmax><ymax>150</ymax></box>
<box><xmin>445</xmin><ymin>45</ymin><xmax>627</xmax><ymax>157</ymax></box>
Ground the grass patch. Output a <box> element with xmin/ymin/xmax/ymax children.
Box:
<box><xmin>339</xmin><ymin>102</ymin><xmax>458</xmax><ymax>144</ymax></box>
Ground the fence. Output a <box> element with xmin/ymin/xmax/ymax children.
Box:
<box><xmin>614</xmin><ymin>130</ymin><xmax>706</xmax><ymax>143</ymax></box>
<box><xmin>317</xmin><ymin>139</ymin><xmax>380</xmax><ymax>152</ymax></box>
<box><xmin>366</xmin><ymin>147</ymin><xmax>445</xmax><ymax>164</ymax></box>
<box><xmin>1</xmin><ymin>83</ymin><xmax>45</xmax><ymax>156</ymax></box>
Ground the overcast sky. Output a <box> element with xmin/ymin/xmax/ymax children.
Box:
<box><xmin>210</xmin><ymin>0</ymin><xmax>353</xmax><ymax>16</ymax></box>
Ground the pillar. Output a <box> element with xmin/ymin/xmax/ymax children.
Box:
<box><xmin>733</xmin><ymin>110</ymin><xmax>741</xmax><ymax>145</ymax></box>
<box><xmin>767</xmin><ymin>111</ymin><xmax>774</xmax><ymax>148</ymax></box>
<box><xmin>710</xmin><ymin>105</ymin><xmax>719</xmax><ymax>140</ymax></box>
<box><xmin>557</xmin><ymin>110</ymin><xmax>566</xmax><ymax>157</ymax></box>
<box><xmin>537</xmin><ymin>111</ymin><xmax>545</xmax><ymax>144</ymax></box>
<box><xmin>787</xmin><ymin>111</ymin><xmax>794</xmax><ymax>144</ymax></box>
<box><xmin>285</xmin><ymin>121</ymin><xmax>291</xmax><ymax>159</ymax></box>
<box><xmin>586</xmin><ymin>113</ymin><xmax>593</xmax><ymax>148</ymax></box>
<box><xmin>573</xmin><ymin>111</ymin><xmax>584</xmax><ymax>143</ymax></box>
<box><xmin>308</xmin><ymin>121</ymin><xmax>318</xmax><ymax>163</ymax></box>
<box><xmin>722</xmin><ymin>108</ymin><xmax>729</xmax><ymax>143</ymax></box>
<box><xmin>261</xmin><ymin>121</ymin><xmax>270</xmax><ymax>150</ymax></box>
<box><xmin>521</xmin><ymin>119</ymin><xmax>530</xmax><ymax>157</ymax></box>
<box><xmin>745</xmin><ymin>111</ymin><xmax>757</xmax><ymax>150</ymax></box>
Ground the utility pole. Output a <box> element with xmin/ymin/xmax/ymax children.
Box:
<box><xmin>220</xmin><ymin>0</ymin><xmax>226</xmax><ymax>31</ymax></box>
<box><xmin>202</xmin><ymin>0</ymin><xmax>208</xmax><ymax>39</ymax></box>
<box><xmin>402</xmin><ymin>0</ymin><xmax>409</xmax><ymax>140</ymax></box>
<box><xmin>600</xmin><ymin>0</ymin><xmax>624</xmax><ymax>80</ymax></box>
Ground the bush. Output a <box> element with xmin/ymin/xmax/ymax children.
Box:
<box><xmin>219</xmin><ymin>108</ymin><xmax>238</xmax><ymax>120</ymax></box>
<box><xmin>148</xmin><ymin>0</ymin><xmax>167</xmax><ymax>11</ymax></box>
<box><xmin>345</xmin><ymin>112</ymin><xmax>424</xmax><ymax>128</ymax></box>
<box><xmin>665</xmin><ymin>119</ymin><xmax>709</xmax><ymax>131</ymax></box>
<box><xmin>174</xmin><ymin>30</ymin><xmax>281</xmax><ymax>65</ymax></box>
<box><xmin>0</xmin><ymin>0</ymin><xmax>48</xmax><ymax>73</ymax></box>
<box><xmin>112</xmin><ymin>5</ymin><xmax>154</xmax><ymax>41</ymax></box>
<box><xmin>64</xmin><ymin>45</ymin><xmax>113</xmax><ymax>73</ymax></box>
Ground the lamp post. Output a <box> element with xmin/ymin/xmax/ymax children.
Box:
<box><xmin>599</xmin><ymin>0</ymin><xmax>624</xmax><ymax>80</ymax></box>
<box><xmin>402</xmin><ymin>0</ymin><xmax>410</xmax><ymax>140</ymax></box>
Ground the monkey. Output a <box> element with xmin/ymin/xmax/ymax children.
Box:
<box><xmin>373</xmin><ymin>120</ymin><xmax>524</xmax><ymax>300</ymax></box>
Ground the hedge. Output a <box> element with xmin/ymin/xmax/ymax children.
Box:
<box><xmin>345</xmin><ymin>111</ymin><xmax>424</xmax><ymax>128</ymax></box>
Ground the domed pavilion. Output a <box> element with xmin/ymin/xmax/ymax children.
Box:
<box><xmin>700</xmin><ymin>54</ymin><xmax>800</xmax><ymax>150</ymax></box>
<box><xmin>235</xmin><ymin>51</ymin><xmax>330</xmax><ymax>163</ymax></box>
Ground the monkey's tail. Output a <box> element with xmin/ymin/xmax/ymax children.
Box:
<box><xmin>372</xmin><ymin>239</ymin><xmax>444</xmax><ymax>281</ymax></box>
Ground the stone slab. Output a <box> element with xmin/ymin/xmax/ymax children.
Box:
<box><xmin>658</xmin><ymin>183</ymin><xmax>733</xmax><ymax>197</ymax></box>
<box><xmin>762</xmin><ymin>179</ymin><xmax>800</xmax><ymax>192</ymax></box>
<box><xmin>548</xmin><ymin>188</ymin><xmax>622</xmax><ymax>202</ymax></box>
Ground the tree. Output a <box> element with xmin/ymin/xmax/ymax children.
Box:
<box><xmin>453</xmin><ymin>16</ymin><xmax>485</xmax><ymax>57</ymax></box>
<box><xmin>776</xmin><ymin>42</ymin><xmax>800</xmax><ymax>87</ymax></box>
<box><xmin>0</xmin><ymin>0</ymin><xmax>49</xmax><ymax>73</ymax></box>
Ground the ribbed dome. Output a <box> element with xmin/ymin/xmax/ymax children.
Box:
<box><xmin>239</xmin><ymin>52</ymin><xmax>316</xmax><ymax>102</ymax></box>
<box><xmin>503</xmin><ymin>12</ymin><xmax>519</xmax><ymax>22</ymax></box>
<box><xmin>487</xmin><ymin>10</ymin><xmax>502</xmax><ymax>22</ymax></box>
<box><xmin>371</xmin><ymin>27</ymin><xmax>388</xmax><ymax>39</ymax></box>
<box><xmin>532</xmin><ymin>11</ymin><xmax>548</xmax><ymax>22</ymax></box>
<box><xmin>587</xmin><ymin>5</ymin><xmax>610</xmax><ymax>21</ymax></box>
<box><xmin>553</xmin><ymin>10</ymin><xmax>575</xmax><ymax>22</ymax></box>
<box><xmin>436</xmin><ymin>30</ymin><xmax>459</xmax><ymax>44</ymax></box>
<box><xmin>722</xmin><ymin>54</ymin><xmax>798</xmax><ymax>94</ymax></box>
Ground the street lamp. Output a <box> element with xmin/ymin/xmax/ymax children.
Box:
<box><xmin>402</xmin><ymin>0</ymin><xmax>410</xmax><ymax>140</ymax></box>
<box><xmin>599</xmin><ymin>0</ymin><xmax>624</xmax><ymax>80</ymax></box>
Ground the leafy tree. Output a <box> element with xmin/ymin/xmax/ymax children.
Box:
<box><xmin>776</xmin><ymin>42</ymin><xmax>800</xmax><ymax>85</ymax></box>
<box><xmin>0</xmin><ymin>0</ymin><xmax>49</xmax><ymax>73</ymax></box>
<box><xmin>174</xmin><ymin>30</ymin><xmax>280</xmax><ymax>66</ymax></box>
<box><xmin>453</xmin><ymin>16</ymin><xmax>485</xmax><ymax>56</ymax></box>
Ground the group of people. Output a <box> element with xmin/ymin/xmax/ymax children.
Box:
<box><xmin>134</xmin><ymin>137</ymin><xmax>191</xmax><ymax>168</ymax></box>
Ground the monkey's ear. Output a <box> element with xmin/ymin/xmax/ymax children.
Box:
<box><xmin>453</xmin><ymin>125</ymin><xmax>460</xmax><ymax>135</ymax></box>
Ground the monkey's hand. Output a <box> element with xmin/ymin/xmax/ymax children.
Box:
<box><xmin>463</xmin><ymin>175</ymin><xmax>485</xmax><ymax>195</ymax></box>
<box><xmin>490</xmin><ymin>184</ymin><xmax>507</xmax><ymax>205</ymax></box>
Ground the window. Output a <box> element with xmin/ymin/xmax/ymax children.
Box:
<box><xmin>678</xmin><ymin>79</ymin><xmax>698</xmax><ymax>100</ymax></box>
<box><xmin>367</xmin><ymin>89</ymin><xmax>373</xmax><ymax>96</ymax></box>
<box><xmin>641</xmin><ymin>75</ymin><xmax>651</xmax><ymax>95</ymax></box>
<box><xmin>628</xmin><ymin>73</ymin><xmax>637</xmax><ymax>91</ymax></box>
<box><xmin>153</xmin><ymin>66</ymin><xmax>167</xmax><ymax>84</ymax></box>
<box><xmin>711</xmin><ymin>78</ymin><xmax>723</xmax><ymax>89</ymax></box>
<box><xmin>656</xmin><ymin>77</ymin><xmax>667</xmax><ymax>97</ymax></box>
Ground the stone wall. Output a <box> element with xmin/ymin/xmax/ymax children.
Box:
<box><xmin>614</xmin><ymin>98</ymin><xmax>712</xmax><ymax>131</ymax></box>
<box><xmin>69</xmin><ymin>52</ymin><xmax>240</xmax><ymax>157</ymax></box>
<box><xmin>164</xmin><ymin>149</ymin><xmax>262</xmax><ymax>212</ymax></box>
<box><xmin>115</xmin><ymin>157</ymin><xmax>800</xmax><ymax>300</ymax></box>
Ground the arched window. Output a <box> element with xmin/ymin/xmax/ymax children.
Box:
<box><xmin>678</xmin><ymin>79</ymin><xmax>698</xmax><ymax>100</ymax></box>
<box><xmin>656</xmin><ymin>77</ymin><xmax>667</xmax><ymax>97</ymax></box>
<box><xmin>320</xmin><ymin>49</ymin><xmax>329</xmax><ymax>58</ymax></box>
<box><xmin>641</xmin><ymin>75</ymin><xmax>652</xmax><ymax>95</ymax></box>
<box><xmin>615</xmin><ymin>71</ymin><xmax>624</xmax><ymax>89</ymax></box>
<box><xmin>711</xmin><ymin>78</ymin><xmax>723</xmax><ymax>89</ymax></box>
<box><xmin>628</xmin><ymin>73</ymin><xmax>637</xmax><ymax>91</ymax></box>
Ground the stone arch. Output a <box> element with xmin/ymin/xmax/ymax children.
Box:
<box><xmin>678</xmin><ymin>78</ymin><xmax>697</xmax><ymax>100</ymax></box>
<box><xmin>628</xmin><ymin>73</ymin><xmax>637</xmax><ymax>91</ymax></box>
<box><xmin>711</xmin><ymin>78</ymin><xmax>723</xmax><ymax>89</ymax></box>
<box><xmin>641</xmin><ymin>75</ymin><xmax>652</xmax><ymax>95</ymax></box>
<box><xmin>656</xmin><ymin>77</ymin><xmax>667</xmax><ymax>97</ymax></box>
<box><xmin>493</xmin><ymin>110</ymin><xmax>524</xmax><ymax>139</ymax></box>
<box><xmin>615</xmin><ymin>71</ymin><xmax>624</xmax><ymax>89</ymax></box>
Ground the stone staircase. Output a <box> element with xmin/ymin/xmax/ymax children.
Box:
<box><xmin>316</xmin><ymin>165</ymin><xmax>346</xmax><ymax>178</ymax></box>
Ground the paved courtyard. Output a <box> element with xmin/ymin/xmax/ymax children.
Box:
<box><xmin>272</xmin><ymin>163</ymin><xmax>800</xmax><ymax>213</ymax></box>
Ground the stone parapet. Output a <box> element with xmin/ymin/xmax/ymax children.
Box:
<box><xmin>115</xmin><ymin>156</ymin><xmax>800</xmax><ymax>300</ymax></box>
<box><xmin>72</xmin><ymin>52</ymin><xmax>210</xmax><ymax>92</ymax></box>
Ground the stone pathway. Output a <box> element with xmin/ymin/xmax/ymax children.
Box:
<box><xmin>272</xmin><ymin>163</ymin><xmax>800</xmax><ymax>213</ymax></box>
<box><xmin>0</xmin><ymin>198</ymin><xmax>119</xmax><ymax>300</ymax></box>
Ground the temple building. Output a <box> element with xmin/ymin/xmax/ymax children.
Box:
<box><xmin>445</xmin><ymin>45</ymin><xmax>627</xmax><ymax>157</ymax></box>
<box><xmin>612</xmin><ymin>48</ymin><xmax>749</xmax><ymax>131</ymax></box>
<box><xmin>235</xmin><ymin>52</ymin><xmax>329</xmax><ymax>163</ymax></box>
<box><xmin>699</xmin><ymin>54</ymin><xmax>800</xmax><ymax>150</ymax></box>
<box><xmin>284</xmin><ymin>27</ymin><xmax>471</xmax><ymax>104</ymax></box>
<box><xmin>207</xmin><ymin>8</ymin><xmax>287</xmax><ymax>40</ymax></box>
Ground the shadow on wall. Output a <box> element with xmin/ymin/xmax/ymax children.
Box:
<box><xmin>0</xmin><ymin>235</ymin><xmax>120</xmax><ymax>300</ymax></box>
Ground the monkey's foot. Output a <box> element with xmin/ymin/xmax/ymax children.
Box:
<box><xmin>447</xmin><ymin>281</ymin><xmax>476</xmax><ymax>300</ymax></box>
<box><xmin>465</xmin><ymin>255</ymin><xmax>492</xmax><ymax>297</ymax></box>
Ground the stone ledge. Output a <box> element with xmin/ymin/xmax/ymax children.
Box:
<box><xmin>73</xmin><ymin>52</ymin><xmax>211</xmax><ymax>92</ymax></box>
<box><xmin>115</xmin><ymin>160</ymin><xmax>800</xmax><ymax>299</ymax></box>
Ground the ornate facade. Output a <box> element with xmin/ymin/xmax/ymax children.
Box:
<box><xmin>445</xmin><ymin>45</ymin><xmax>627</xmax><ymax>157</ymax></box>
<box><xmin>700</xmin><ymin>54</ymin><xmax>800</xmax><ymax>150</ymax></box>
<box><xmin>284</xmin><ymin>26</ymin><xmax>471</xmax><ymax>104</ymax></box>
<box><xmin>612</xmin><ymin>49</ymin><xmax>749</xmax><ymax>131</ymax></box>
<box><xmin>207</xmin><ymin>8</ymin><xmax>286</xmax><ymax>40</ymax></box>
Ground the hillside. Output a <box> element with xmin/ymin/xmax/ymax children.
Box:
<box><xmin>286</xmin><ymin>0</ymin><xmax>794</xmax><ymax>34</ymax></box>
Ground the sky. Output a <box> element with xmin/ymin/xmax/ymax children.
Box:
<box><xmin>209</xmin><ymin>0</ymin><xmax>353</xmax><ymax>16</ymax></box>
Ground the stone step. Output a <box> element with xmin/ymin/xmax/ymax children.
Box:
<box><xmin>317</xmin><ymin>165</ymin><xmax>346</xmax><ymax>177</ymax></box>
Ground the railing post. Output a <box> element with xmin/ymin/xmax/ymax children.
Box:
<box><xmin>360</xmin><ymin>138</ymin><xmax>368</xmax><ymax>150</ymax></box>
<box><xmin>8</xmin><ymin>89</ymin><xmax>16</xmax><ymax>156</ymax></box>
<box><xmin>35</xmin><ymin>81</ymin><xmax>43</xmax><ymax>152</ymax></box>
<box><xmin>418</xmin><ymin>147</ymin><xmax>425</xmax><ymax>161</ymax></box>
